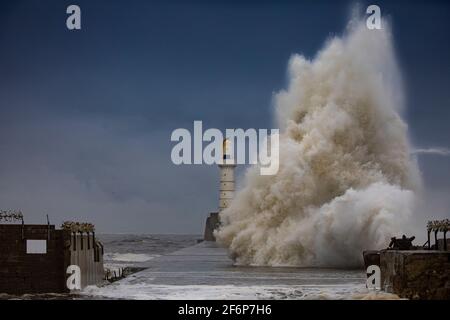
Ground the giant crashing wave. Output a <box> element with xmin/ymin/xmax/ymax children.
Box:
<box><xmin>215</xmin><ymin>18</ymin><xmax>421</xmax><ymax>267</ymax></box>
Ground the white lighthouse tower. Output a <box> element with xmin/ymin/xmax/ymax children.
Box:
<box><xmin>203</xmin><ymin>138</ymin><xmax>236</xmax><ymax>241</ymax></box>
<box><xmin>218</xmin><ymin>138</ymin><xmax>236</xmax><ymax>211</ymax></box>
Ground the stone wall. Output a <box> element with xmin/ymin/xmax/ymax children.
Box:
<box><xmin>0</xmin><ymin>224</ymin><xmax>104</xmax><ymax>294</ymax></box>
<box><xmin>69</xmin><ymin>233</ymin><xmax>104</xmax><ymax>288</ymax></box>
<box><xmin>0</xmin><ymin>224</ymin><xmax>70</xmax><ymax>294</ymax></box>
<box><xmin>380</xmin><ymin>250</ymin><xmax>450</xmax><ymax>299</ymax></box>
<box><xmin>437</xmin><ymin>239</ymin><xmax>450</xmax><ymax>251</ymax></box>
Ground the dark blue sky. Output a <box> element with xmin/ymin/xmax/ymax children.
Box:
<box><xmin>0</xmin><ymin>0</ymin><xmax>449</xmax><ymax>233</ymax></box>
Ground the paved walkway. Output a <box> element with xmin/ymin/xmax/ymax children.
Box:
<box><xmin>83</xmin><ymin>241</ymin><xmax>368</xmax><ymax>299</ymax></box>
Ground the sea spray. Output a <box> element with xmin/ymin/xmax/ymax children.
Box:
<box><xmin>215</xmin><ymin>19</ymin><xmax>421</xmax><ymax>267</ymax></box>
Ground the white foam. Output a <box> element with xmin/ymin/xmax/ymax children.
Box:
<box><xmin>106</xmin><ymin>253</ymin><xmax>156</xmax><ymax>263</ymax></box>
<box><xmin>83</xmin><ymin>282</ymin><xmax>380</xmax><ymax>300</ymax></box>
<box><xmin>215</xmin><ymin>17</ymin><xmax>420</xmax><ymax>267</ymax></box>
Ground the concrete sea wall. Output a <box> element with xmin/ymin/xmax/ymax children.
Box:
<box><xmin>69</xmin><ymin>233</ymin><xmax>104</xmax><ymax>289</ymax></box>
<box><xmin>0</xmin><ymin>224</ymin><xmax>104</xmax><ymax>294</ymax></box>
<box><xmin>0</xmin><ymin>225</ymin><xmax>70</xmax><ymax>294</ymax></box>
<box><xmin>380</xmin><ymin>250</ymin><xmax>450</xmax><ymax>299</ymax></box>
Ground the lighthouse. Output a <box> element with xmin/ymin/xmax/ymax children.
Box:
<box><xmin>218</xmin><ymin>138</ymin><xmax>236</xmax><ymax>211</ymax></box>
<box><xmin>203</xmin><ymin>139</ymin><xmax>236</xmax><ymax>241</ymax></box>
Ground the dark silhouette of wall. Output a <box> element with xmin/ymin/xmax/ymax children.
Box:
<box><xmin>0</xmin><ymin>225</ymin><xmax>70</xmax><ymax>294</ymax></box>
<box><xmin>0</xmin><ymin>224</ymin><xmax>104</xmax><ymax>295</ymax></box>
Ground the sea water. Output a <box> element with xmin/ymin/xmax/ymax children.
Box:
<box><xmin>83</xmin><ymin>235</ymin><xmax>393</xmax><ymax>300</ymax></box>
